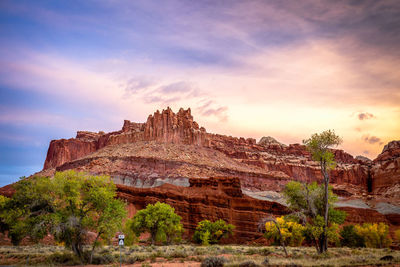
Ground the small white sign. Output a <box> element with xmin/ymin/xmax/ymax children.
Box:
<box><xmin>119</xmin><ymin>239</ymin><xmax>124</xmax><ymax>246</ymax></box>
<box><xmin>118</xmin><ymin>234</ymin><xmax>125</xmax><ymax>239</ymax></box>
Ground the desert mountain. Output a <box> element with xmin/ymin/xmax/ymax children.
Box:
<box><xmin>2</xmin><ymin>107</ymin><xmax>400</xmax><ymax>242</ymax></box>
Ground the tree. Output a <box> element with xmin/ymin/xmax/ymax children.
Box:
<box><xmin>131</xmin><ymin>202</ymin><xmax>183</xmax><ymax>244</ymax></box>
<box><xmin>340</xmin><ymin>225</ymin><xmax>365</xmax><ymax>247</ymax></box>
<box><xmin>193</xmin><ymin>219</ymin><xmax>235</xmax><ymax>245</ymax></box>
<box><xmin>354</xmin><ymin>223</ymin><xmax>392</xmax><ymax>248</ymax></box>
<box><xmin>303</xmin><ymin>130</ymin><xmax>342</xmax><ymax>253</ymax></box>
<box><xmin>0</xmin><ymin>171</ymin><xmax>127</xmax><ymax>262</ymax></box>
<box><xmin>283</xmin><ymin>181</ymin><xmax>346</xmax><ymax>253</ymax></box>
<box><xmin>265</xmin><ymin>216</ymin><xmax>305</xmax><ymax>247</ymax></box>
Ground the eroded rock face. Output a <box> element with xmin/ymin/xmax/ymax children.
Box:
<box><xmin>116</xmin><ymin>177</ymin><xmax>398</xmax><ymax>243</ymax></box>
<box><xmin>116</xmin><ymin>177</ymin><xmax>289</xmax><ymax>243</ymax></box>
<box><xmin>41</xmin><ymin>107</ymin><xmax>377</xmax><ymax>195</ymax></box>
<box><xmin>371</xmin><ymin>141</ymin><xmax>400</xmax><ymax>200</ymax></box>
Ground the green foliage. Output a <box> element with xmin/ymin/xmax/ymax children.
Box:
<box><xmin>303</xmin><ymin>129</ymin><xmax>342</xmax><ymax>170</ymax></box>
<box><xmin>340</xmin><ymin>225</ymin><xmax>365</xmax><ymax>247</ymax></box>
<box><xmin>131</xmin><ymin>202</ymin><xmax>183</xmax><ymax>244</ymax></box>
<box><xmin>265</xmin><ymin>216</ymin><xmax>305</xmax><ymax>246</ymax></box>
<box><xmin>303</xmin><ymin>215</ymin><xmax>341</xmax><ymax>246</ymax></box>
<box><xmin>283</xmin><ymin>181</ymin><xmax>346</xmax><ymax>251</ymax></box>
<box><xmin>302</xmin><ymin>130</ymin><xmax>343</xmax><ymax>253</ymax></box>
<box><xmin>0</xmin><ymin>171</ymin><xmax>127</xmax><ymax>260</ymax></box>
<box><xmin>283</xmin><ymin>181</ymin><xmax>346</xmax><ymax>225</ymax></box>
<box><xmin>193</xmin><ymin>219</ymin><xmax>235</xmax><ymax>245</ymax></box>
<box><xmin>122</xmin><ymin>218</ymin><xmax>137</xmax><ymax>246</ymax></box>
<box><xmin>354</xmin><ymin>223</ymin><xmax>392</xmax><ymax>248</ymax></box>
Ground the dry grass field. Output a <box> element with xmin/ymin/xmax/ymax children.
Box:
<box><xmin>0</xmin><ymin>244</ymin><xmax>399</xmax><ymax>266</ymax></box>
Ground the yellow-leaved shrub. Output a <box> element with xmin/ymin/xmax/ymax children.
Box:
<box><xmin>265</xmin><ymin>216</ymin><xmax>305</xmax><ymax>246</ymax></box>
<box><xmin>354</xmin><ymin>223</ymin><xmax>392</xmax><ymax>248</ymax></box>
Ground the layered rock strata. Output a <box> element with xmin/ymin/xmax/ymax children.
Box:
<box><xmin>41</xmin><ymin>107</ymin><xmax>388</xmax><ymax>196</ymax></box>
<box><xmin>116</xmin><ymin>177</ymin><xmax>399</xmax><ymax>243</ymax></box>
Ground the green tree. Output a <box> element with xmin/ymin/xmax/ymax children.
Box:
<box><xmin>0</xmin><ymin>171</ymin><xmax>127</xmax><ymax>262</ymax></box>
<box><xmin>340</xmin><ymin>225</ymin><xmax>365</xmax><ymax>247</ymax></box>
<box><xmin>193</xmin><ymin>219</ymin><xmax>235</xmax><ymax>245</ymax></box>
<box><xmin>303</xmin><ymin>130</ymin><xmax>342</xmax><ymax>253</ymax></box>
<box><xmin>283</xmin><ymin>181</ymin><xmax>346</xmax><ymax>253</ymax></box>
<box><xmin>122</xmin><ymin>218</ymin><xmax>138</xmax><ymax>246</ymax></box>
<box><xmin>131</xmin><ymin>202</ymin><xmax>183</xmax><ymax>244</ymax></box>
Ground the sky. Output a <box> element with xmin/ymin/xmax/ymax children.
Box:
<box><xmin>0</xmin><ymin>0</ymin><xmax>399</xmax><ymax>186</ymax></box>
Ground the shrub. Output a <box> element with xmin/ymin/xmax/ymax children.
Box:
<box><xmin>90</xmin><ymin>253</ymin><xmax>114</xmax><ymax>264</ymax></box>
<box><xmin>201</xmin><ymin>256</ymin><xmax>226</xmax><ymax>267</ymax></box>
<box><xmin>193</xmin><ymin>219</ymin><xmax>235</xmax><ymax>245</ymax></box>
<box><xmin>354</xmin><ymin>222</ymin><xmax>392</xmax><ymax>248</ymax></box>
<box><xmin>47</xmin><ymin>252</ymin><xmax>81</xmax><ymax>265</ymax></box>
<box><xmin>122</xmin><ymin>218</ymin><xmax>138</xmax><ymax>246</ymax></box>
<box><xmin>265</xmin><ymin>216</ymin><xmax>305</xmax><ymax>246</ymax></box>
<box><xmin>340</xmin><ymin>225</ymin><xmax>365</xmax><ymax>247</ymax></box>
<box><xmin>239</xmin><ymin>261</ymin><xmax>260</xmax><ymax>267</ymax></box>
<box><xmin>395</xmin><ymin>229</ymin><xmax>400</xmax><ymax>242</ymax></box>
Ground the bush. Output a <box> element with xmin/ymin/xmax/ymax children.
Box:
<box><xmin>90</xmin><ymin>253</ymin><xmax>115</xmax><ymax>265</ymax></box>
<box><xmin>265</xmin><ymin>216</ymin><xmax>305</xmax><ymax>246</ymax></box>
<box><xmin>395</xmin><ymin>229</ymin><xmax>400</xmax><ymax>242</ymax></box>
<box><xmin>201</xmin><ymin>256</ymin><xmax>226</xmax><ymax>267</ymax></box>
<box><xmin>193</xmin><ymin>219</ymin><xmax>235</xmax><ymax>245</ymax></box>
<box><xmin>47</xmin><ymin>252</ymin><xmax>81</xmax><ymax>265</ymax></box>
<box><xmin>340</xmin><ymin>225</ymin><xmax>365</xmax><ymax>247</ymax></box>
<box><xmin>354</xmin><ymin>223</ymin><xmax>392</xmax><ymax>248</ymax></box>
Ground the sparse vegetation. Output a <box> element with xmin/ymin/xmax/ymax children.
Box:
<box><xmin>201</xmin><ymin>256</ymin><xmax>226</xmax><ymax>267</ymax></box>
<box><xmin>0</xmin><ymin>244</ymin><xmax>399</xmax><ymax>266</ymax></box>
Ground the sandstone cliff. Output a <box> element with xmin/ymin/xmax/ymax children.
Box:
<box><xmin>40</xmin><ymin>107</ymin><xmax>384</xmax><ymax>196</ymax></box>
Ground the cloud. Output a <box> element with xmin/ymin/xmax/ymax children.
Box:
<box><xmin>363</xmin><ymin>135</ymin><xmax>383</xmax><ymax>145</ymax></box>
<box><xmin>197</xmin><ymin>100</ymin><xmax>229</xmax><ymax>122</ymax></box>
<box><xmin>159</xmin><ymin>81</ymin><xmax>193</xmax><ymax>94</ymax></box>
<box><xmin>125</xmin><ymin>76</ymin><xmax>155</xmax><ymax>93</ymax></box>
<box><xmin>358</xmin><ymin>112</ymin><xmax>375</xmax><ymax>120</ymax></box>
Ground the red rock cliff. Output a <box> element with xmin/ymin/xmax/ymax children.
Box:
<box><xmin>41</xmin><ymin>107</ymin><xmax>398</xmax><ymax>197</ymax></box>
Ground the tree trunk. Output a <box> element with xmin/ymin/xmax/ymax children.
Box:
<box><xmin>90</xmin><ymin>232</ymin><xmax>101</xmax><ymax>264</ymax></box>
<box><xmin>151</xmin><ymin>229</ymin><xmax>157</xmax><ymax>244</ymax></box>
<box><xmin>322</xmin><ymin>161</ymin><xmax>329</xmax><ymax>253</ymax></box>
<box><xmin>264</xmin><ymin>217</ymin><xmax>288</xmax><ymax>257</ymax></box>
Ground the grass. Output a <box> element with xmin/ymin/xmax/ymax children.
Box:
<box><xmin>0</xmin><ymin>244</ymin><xmax>399</xmax><ymax>266</ymax></box>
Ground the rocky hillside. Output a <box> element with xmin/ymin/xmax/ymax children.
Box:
<box><xmin>38</xmin><ymin>107</ymin><xmax>398</xmax><ymax>198</ymax></box>
<box><xmin>2</xmin><ymin>107</ymin><xmax>399</xmax><ymax>243</ymax></box>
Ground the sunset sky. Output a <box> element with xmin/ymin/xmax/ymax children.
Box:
<box><xmin>1</xmin><ymin>0</ymin><xmax>399</xmax><ymax>186</ymax></box>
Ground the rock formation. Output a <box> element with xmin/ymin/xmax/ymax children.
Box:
<box><xmin>116</xmin><ymin>176</ymin><xmax>398</xmax><ymax>243</ymax></box>
<box><xmin>40</xmin><ymin>107</ymin><xmax>381</xmax><ymax>196</ymax></box>
<box><xmin>1</xmin><ymin>107</ymin><xmax>399</xmax><ymax>243</ymax></box>
<box><xmin>371</xmin><ymin>141</ymin><xmax>400</xmax><ymax>204</ymax></box>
